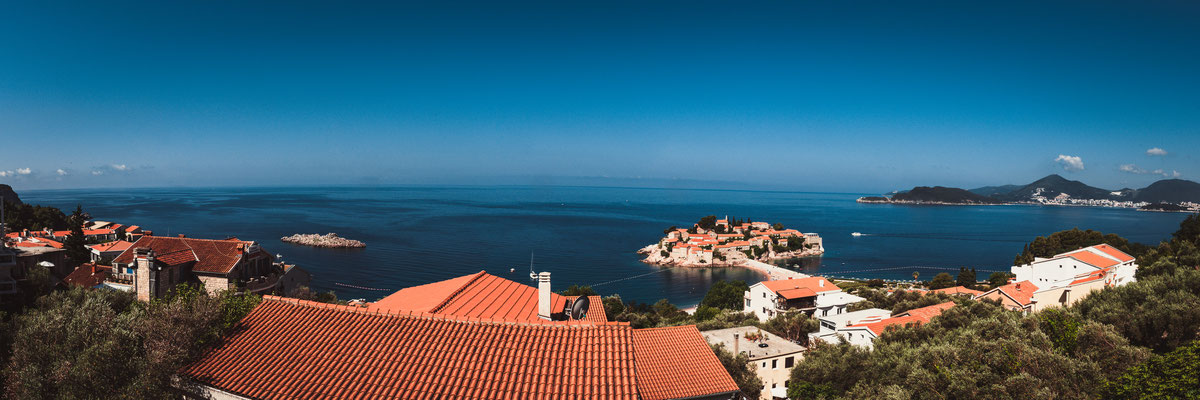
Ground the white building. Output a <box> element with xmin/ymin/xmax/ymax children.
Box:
<box><xmin>1011</xmin><ymin>244</ymin><xmax>1137</xmax><ymax>288</ymax></box>
<box><xmin>809</xmin><ymin>308</ymin><xmax>891</xmax><ymax>345</ymax></box>
<box><xmin>702</xmin><ymin>326</ymin><xmax>805</xmax><ymax>400</ymax></box>
<box><xmin>743</xmin><ymin>276</ymin><xmax>863</xmax><ymax>321</ymax></box>
<box><xmin>835</xmin><ymin>302</ymin><xmax>955</xmax><ymax>349</ymax></box>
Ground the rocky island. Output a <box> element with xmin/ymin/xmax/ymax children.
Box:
<box><xmin>638</xmin><ymin>215</ymin><xmax>823</xmax><ymax>267</ymax></box>
<box><xmin>281</xmin><ymin>233</ymin><xmax>366</xmax><ymax>248</ymax></box>
<box><xmin>857</xmin><ymin>175</ymin><xmax>1200</xmax><ymax>209</ymax></box>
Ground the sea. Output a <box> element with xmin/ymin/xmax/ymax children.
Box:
<box><xmin>20</xmin><ymin>185</ymin><xmax>1192</xmax><ymax>306</ymax></box>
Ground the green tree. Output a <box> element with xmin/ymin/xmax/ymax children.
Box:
<box><xmin>761</xmin><ymin>311</ymin><xmax>818</xmax><ymax>344</ymax></box>
<box><xmin>711</xmin><ymin>343</ymin><xmax>763</xmax><ymax>400</ymax></box>
<box><xmin>772</xmin><ymin>222</ymin><xmax>784</xmax><ymax>230</ymax></box>
<box><xmin>696</xmin><ymin>215</ymin><xmax>718</xmax><ymax>231</ymax></box>
<box><xmin>928</xmin><ymin>272</ymin><xmax>955</xmax><ymax>289</ymax></box>
<box><xmin>62</xmin><ymin>205</ymin><xmax>91</xmax><ymax>268</ymax></box>
<box><xmin>601</xmin><ymin>294</ymin><xmax>625</xmax><ymax>317</ymax></box>
<box><xmin>662</xmin><ymin>226</ymin><xmax>677</xmax><ymax>235</ymax></box>
<box><xmin>1073</xmin><ymin>268</ymin><xmax>1200</xmax><ymax>352</ymax></box>
<box><xmin>1013</xmin><ymin>228</ymin><xmax>1139</xmax><ymax>266</ymax></box>
<box><xmin>699</xmin><ymin>280</ymin><xmax>749</xmax><ymax>310</ymax></box>
<box><xmin>558</xmin><ymin>284</ymin><xmax>598</xmax><ymax>297</ymax></box>
<box><xmin>955</xmin><ymin>267</ymin><xmax>976</xmax><ymax>289</ymax></box>
<box><xmin>987</xmin><ymin>271</ymin><xmax>1013</xmax><ymax>289</ymax></box>
<box><xmin>1103</xmin><ymin>340</ymin><xmax>1200</xmax><ymax>399</ymax></box>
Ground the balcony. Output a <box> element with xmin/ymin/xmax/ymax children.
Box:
<box><xmin>242</xmin><ymin>273</ymin><xmax>280</xmax><ymax>294</ymax></box>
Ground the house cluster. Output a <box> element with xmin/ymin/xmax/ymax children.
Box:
<box><xmin>649</xmin><ymin>217</ymin><xmax>824</xmax><ymax>266</ymax></box>
<box><xmin>976</xmin><ymin>244</ymin><xmax>1137</xmax><ymax>313</ymax></box>
<box><xmin>1</xmin><ymin>219</ymin><xmax>310</xmax><ymax>302</ymax></box>
<box><xmin>180</xmin><ymin>271</ymin><xmax>744</xmax><ymax>400</ymax></box>
<box><xmin>743</xmin><ymin>276</ymin><xmax>864</xmax><ymax>321</ymax></box>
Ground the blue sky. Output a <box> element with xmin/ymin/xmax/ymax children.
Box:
<box><xmin>2</xmin><ymin>1</ymin><xmax>1198</xmax><ymax>192</ymax></box>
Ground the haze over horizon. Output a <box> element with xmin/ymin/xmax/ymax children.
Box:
<box><xmin>3</xmin><ymin>1</ymin><xmax>1199</xmax><ymax>192</ymax></box>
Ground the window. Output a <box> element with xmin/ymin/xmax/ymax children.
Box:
<box><xmin>785</xmin><ymin>356</ymin><xmax>794</xmax><ymax>368</ymax></box>
<box><xmin>762</xmin><ymin>362</ymin><xmax>767</xmax><ymax>368</ymax></box>
<box><xmin>772</xmin><ymin>359</ymin><xmax>777</xmax><ymax>369</ymax></box>
<box><xmin>771</xmin><ymin>383</ymin><xmax>777</xmax><ymax>388</ymax></box>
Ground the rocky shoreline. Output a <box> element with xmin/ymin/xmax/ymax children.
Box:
<box><xmin>637</xmin><ymin>244</ymin><xmax>822</xmax><ymax>268</ymax></box>
<box><xmin>281</xmin><ymin>233</ymin><xmax>366</xmax><ymax>248</ymax></box>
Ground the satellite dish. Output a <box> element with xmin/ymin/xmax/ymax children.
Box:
<box><xmin>570</xmin><ymin>296</ymin><xmax>590</xmax><ymax>320</ymax></box>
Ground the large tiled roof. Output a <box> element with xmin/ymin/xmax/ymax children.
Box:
<box><xmin>111</xmin><ymin>236</ymin><xmax>268</xmax><ymax>274</ymax></box>
<box><xmin>847</xmin><ymin>302</ymin><xmax>955</xmax><ymax>336</ymax></box>
<box><xmin>1063</xmin><ymin>250</ymin><xmax>1121</xmax><ymax>269</ymax></box>
<box><xmin>184</xmin><ymin>297</ymin><xmax>734</xmax><ymax>400</ymax></box>
<box><xmin>989</xmin><ymin>280</ymin><xmax>1040</xmax><ymax>306</ymax></box>
<box><xmin>89</xmin><ymin>240</ymin><xmax>134</xmax><ymax>253</ymax></box>
<box><xmin>762</xmin><ymin>276</ymin><xmax>840</xmax><ymax>298</ymax></box>
<box><xmin>369</xmin><ymin>271</ymin><xmax>608</xmax><ymax>323</ymax></box>
<box><xmin>1090</xmin><ymin>244</ymin><xmax>1135</xmax><ymax>262</ymax></box>
<box><xmin>62</xmin><ymin>263</ymin><xmax>111</xmax><ymax>288</ymax></box>
<box><xmin>632</xmin><ymin>326</ymin><xmax>740</xmax><ymax>400</ymax></box>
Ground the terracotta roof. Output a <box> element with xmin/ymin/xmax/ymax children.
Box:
<box><xmin>991</xmin><ymin>280</ymin><xmax>1040</xmax><ymax>306</ymax></box>
<box><xmin>930</xmin><ymin>286</ymin><xmax>984</xmax><ymax>296</ymax></box>
<box><xmin>82</xmin><ymin>228</ymin><xmax>115</xmax><ymax>235</ymax></box>
<box><xmin>847</xmin><ymin>302</ymin><xmax>954</xmax><ymax>336</ymax></box>
<box><xmin>89</xmin><ymin>240</ymin><xmax>134</xmax><ymax>253</ymax></box>
<box><xmin>184</xmin><ymin>297</ymin><xmax>644</xmax><ymax>400</ymax></box>
<box><xmin>1063</xmin><ymin>250</ymin><xmax>1120</xmax><ymax>269</ymax></box>
<box><xmin>111</xmin><ymin>236</ymin><xmax>267</xmax><ymax>274</ymax></box>
<box><xmin>32</xmin><ymin>238</ymin><xmax>63</xmax><ymax>249</ymax></box>
<box><xmin>63</xmin><ymin>264</ymin><xmax>111</xmax><ymax>288</ymax></box>
<box><xmin>632</xmin><ymin>325</ymin><xmax>740</xmax><ymax>400</ymax></box>
<box><xmin>1070</xmin><ymin>268</ymin><xmax>1113</xmax><ymax>285</ymax></box>
<box><xmin>369</xmin><ymin>271</ymin><xmax>608</xmax><ymax>323</ymax></box>
<box><xmin>761</xmin><ymin>277</ymin><xmax>840</xmax><ymax>297</ymax></box>
<box><xmin>1089</xmin><ymin>244</ymin><xmax>1135</xmax><ymax>263</ymax></box>
<box><xmin>777</xmin><ymin>287</ymin><xmax>817</xmax><ymax>299</ymax></box>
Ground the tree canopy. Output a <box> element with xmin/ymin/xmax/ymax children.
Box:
<box><xmin>698</xmin><ymin>280</ymin><xmax>749</xmax><ymax>310</ymax></box>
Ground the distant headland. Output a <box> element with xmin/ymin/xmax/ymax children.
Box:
<box><xmin>638</xmin><ymin>215</ymin><xmax>823</xmax><ymax>268</ymax></box>
<box><xmin>858</xmin><ymin>174</ymin><xmax>1200</xmax><ymax>212</ymax></box>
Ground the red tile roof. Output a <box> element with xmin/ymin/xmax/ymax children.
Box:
<box><xmin>761</xmin><ymin>276</ymin><xmax>840</xmax><ymax>298</ymax></box>
<box><xmin>111</xmin><ymin>236</ymin><xmax>269</xmax><ymax>274</ymax></box>
<box><xmin>1063</xmin><ymin>250</ymin><xmax>1120</xmax><ymax>269</ymax></box>
<box><xmin>89</xmin><ymin>240</ymin><xmax>134</xmax><ymax>253</ymax></box>
<box><xmin>369</xmin><ymin>271</ymin><xmax>608</xmax><ymax>323</ymax></box>
<box><xmin>1070</xmin><ymin>267</ymin><xmax>1113</xmax><ymax>285</ymax></box>
<box><xmin>1089</xmin><ymin>244</ymin><xmax>1135</xmax><ymax>263</ymax></box>
<box><xmin>848</xmin><ymin>302</ymin><xmax>954</xmax><ymax>336</ymax></box>
<box><xmin>63</xmin><ymin>263</ymin><xmax>112</xmax><ymax>288</ymax></box>
<box><xmin>184</xmin><ymin>297</ymin><xmax>643</xmax><ymax>400</ymax></box>
<box><xmin>930</xmin><ymin>286</ymin><xmax>984</xmax><ymax>296</ymax></box>
<box><xmin>631</xmin><ymin>326</ymin><xmax>739</xmax><ymax>400</ymax></box>
<box><xmin>991</xmin><ymin>280</ymin><xmax>1040</xmax><ymax>306</ymax></box>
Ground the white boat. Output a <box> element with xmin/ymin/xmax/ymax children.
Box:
<box><xmin>851</xmin><ymin>232</ymin><xmax>863</xmax><ymax>237</ymax></box>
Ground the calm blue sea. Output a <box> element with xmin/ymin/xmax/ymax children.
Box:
<box><xmin>19</xmin><ymin>186</ymin><xmax>1191</xmax><ymax>306</ymax></box>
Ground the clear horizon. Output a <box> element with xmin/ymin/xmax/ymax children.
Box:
<box><xmin>3</xmin><ymin>1</ymin><xmax>1199</xmax><ymax>192</ymax></box>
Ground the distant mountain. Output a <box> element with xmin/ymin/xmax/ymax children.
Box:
<box><xmin>891</xmin><ymin>186</ymin><xmax>1003</xmax><ymax>204</ymax></box>
<box><xmin>968</xmin><ymin>184</ymin><xmax>1021</xmax><ymax>197</ymax></box>
<box><xmin>1132</xmin><ymin>179</ymin><xmax>1200</xmax><ymax>204</ymax></box>
<box><xmin>0</xmin><ymin>184</ymin><xmax>20</xmax><ymax>205</ymax></box>
<box><xmin>993</xmin><ymin>174</ymin><xmax>1114</xmax><ymax>202</ymax></box>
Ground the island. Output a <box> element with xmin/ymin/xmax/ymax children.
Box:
<box><xmin>638</xmin><ymin>215</ymin><xmax>823</xmax><ymax>267</ymax></box>
<box><xmin>281</xmin><ymin>233</ymin><xmax>366</xmax><ymax>248</ymax></box>
<box><xmin>857</xmin><ymin>174</ymin><xmax>1200</xmax><ymax>210</ymax></box>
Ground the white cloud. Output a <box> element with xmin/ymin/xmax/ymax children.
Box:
<box><xmin>111</xmin><ymin>164</ymin><xmax>129</xmax><ymax>171</ymax></box>
<box><xmin>1146</xmin><ymin>148</ymin><xmax>1168</xmax><ymax>156</ymax></box>
<box><xmin>56</xmin><ymin>169</ymin><xmax>68</xmax><ymax>176</ymax></box>
<box><xmin>1054</xmin><ymin>155</ymin><xmax>1084</xmax><ymax>172</ymax></box>
<box><xmin>0</xmin><ymin>171</ymin><xmax>11</xmax><ymax>177</ymax></box>
<box><xmin>16</xmin><ymin>168</ymin><xmax>31</xmax><ymax>175</ymax></box>
<box><xmin>1120</xmin><ymin>164</ymin><xmax>1180</xmax><ymax>178</ymax></box>
<box><xmin>91</xmin><ymin>170</ymin><xmax>104</xmax><ymax>176</ymax></box>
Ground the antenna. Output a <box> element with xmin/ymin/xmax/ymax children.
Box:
<box><xmin>528</xmin><ymin>251</ymin><xmax>537</xmax><ymax>281</ymax></box>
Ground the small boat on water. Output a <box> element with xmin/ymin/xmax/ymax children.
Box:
<box><xmin>851</xmin><ymin>232</ymin><xmax>863</xmax><ymax>237</ymax></box>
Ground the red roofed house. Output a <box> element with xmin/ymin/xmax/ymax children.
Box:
<box><xmin>930</xmin><ymin>286</ymin><xmax>984</xmax><ymax>297</ymax></box>
<box><xmin>369</xmin><ymin>271</ymin><xmax>609</xmax><ymax>323</ymax></box>
<box><xmin>111</xmin><ymin>235</ymin><xmax>309</xmax><ymax>301</ymax></box>
<box><xmin>837</xmin><ymin>302</ymin><xmax>955</xmax><ymax>349</ymax></box>
<box><xmin>180</xmin><ymin>287</ymin><xmax>741</xmax><ymax>399</ymax></box>
<box><xmin>974</xmin><ymin>280</ymin><xmax>1040</xmax><ymax>313</ymax></box>
<box><xmin>743</xmin><ymin>276</ymin><xmax>864</xmax><ymax>321</ymax></box>
<box><xmin>1011</xmin><ymin>244</ymin><xmax>1137</xmax><ymax>289</ymax></box>
<box><xmin>89</xmin><ymin>240</ymin><xmax>133</xmax><ymax>264</ymax></box>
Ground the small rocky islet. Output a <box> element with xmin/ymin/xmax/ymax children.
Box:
<box><xmin>280</xmin><ymin>233</ymin><xmax>366</xmax><ymax>248</ymax></box>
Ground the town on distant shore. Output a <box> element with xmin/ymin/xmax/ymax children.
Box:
<box><xmin>857</xmin><ymin>174</ymin><xmax>1200</xmax><ymax>212</ymax></box>
<box><xmin>639</xmin><ymin>215</ymin><xmax>824</xmax><ymax>267</ymax></box>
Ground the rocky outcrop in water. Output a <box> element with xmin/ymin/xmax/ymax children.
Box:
<box><xmin>281</xmin><ymin>233</ymin><xmax>365</xmax><ymax>248</ymax></box>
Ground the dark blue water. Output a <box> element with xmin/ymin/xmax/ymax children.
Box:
<box><xmin>20</xmin><ymin>186</ymin><xmax>1190</xmax><ymax>306</ymax></box>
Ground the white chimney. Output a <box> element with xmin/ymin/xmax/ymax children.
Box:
<box><xmin>537</xmin><ymin>272</ymin><xmax>552</xmax><ymax>320</ymax></box>
<box><xmin>819</xmin><ymin>279</ymin><xmax>825</xmax><ymax>287</ymax></box>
